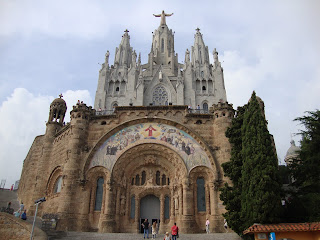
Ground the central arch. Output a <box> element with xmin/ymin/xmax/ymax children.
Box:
<box><xmin>140</xmin><ymin>195</ymin><xmax>160</xmax><ymax>232</ymax></box>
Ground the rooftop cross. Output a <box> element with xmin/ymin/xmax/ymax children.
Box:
<box><xmin>196</xmin><ymin>27</ymin><xmax>201</xmax><ymax>33</ymax></box>
<box><xmin>153</xmin><ymin>10</ymin><xmax>173</xmax><ymax>26</ymax></box>
<box><xmin>59</xmin><ymin>93</ymin><xmax>63</xmax><ymax>98</ymax></box>
<box><xmin>124</xmin><ymin>29</ymin><xmax>129</xmax><ymax>33</ymax></box>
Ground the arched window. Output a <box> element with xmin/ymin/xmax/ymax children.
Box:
<box><xmin>197</xmin><ymin>177</ymin><xmax>206</xmax><ymax>212</ymax></box>
<box><xmin>164</xmin><ymin>196</ymin><xmax>170</xmax><ymax>219</ymax></box>
<box><xmin>141</xmin><ymin>171</ymin><xmax>146</xmax><ymax>185</ymax></box>
<box><xmin>53</xmin><ymin>176</ymin><xmax>62</xmax><ymax>193</ymax></box>
<box><xmin>161</xmin><ymin>38</ymin><xmax>164</xmax><ymax>53</ymax></box>
<box><xmin>152</xmin><ymin>86</ymin><xmax>168</xmax><ymax>106</ymax></box>
<box><xmin>203</xmin><ymin>103</ymin><xmax>208</xmax><ymax>111</ymax></box>
<box><xmin>201</xmin><ymin>71</ymin><xmax>204</xmax><ymax>78</ymax></box>
<box><xmin>202</xmin><ymin>86</ymin><xmax>206</xmax><ymax>91</ymax></box>
<box><xmin>94</xmin><ymin>178</ymin><xmax>104</xmax><ymax>211</ymax></box>
<box><xmin>162</xmin><ymin>174</ymin><xmax>166</xmax><ymax>185</ymax></box>
<box><xmin>115</xmin><ymin>87</ymin><xmax>120</xmax><ymax>92</ymax></box>
<box><xmin>156</xmin><ymin>171</ymin><xmax>160</xmax><ymax>185</ymax></box>
<box><xmin>135</xmin><ymin>174</ymin><xmax>140</xmax><ymax>186</ymax></box>
<box><xmin>130</xmin><ymin>196</ymin><xmax>135</xmax><ymax>219</ymax></box>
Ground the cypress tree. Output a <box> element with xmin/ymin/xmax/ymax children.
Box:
<box><xmin>220</xmin><ymin>92</ymin><xmax>283</xmax><ymax>237</ymax></box>
<box><xmin>240</xmin><ymin>92</ymin><xmax>282</xmax><ymax>228</ymax></box>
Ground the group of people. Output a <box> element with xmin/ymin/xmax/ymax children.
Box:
<box><xmin>141</xmin><ymin>219</ymin><xmax>179</xmax><ymax>240</ymax></box>
<box><xmin>142</xmin><ymin>218</ymin><xmax>228</xmax><ymax>239</ymax></box>
<box><xmin>12</xmin><ymin>201</ymin><xmax>27</xmax><ymax>220</ymax></box>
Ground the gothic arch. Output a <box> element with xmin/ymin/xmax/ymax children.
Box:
<box><xmin>46</xmin><ymin>166</ymin><xmax>63</xmax><ymax>197</ymax></box>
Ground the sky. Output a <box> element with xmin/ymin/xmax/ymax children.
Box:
<box><xmin>0</xmin><ymin>0</ymin><xmax>319</xmax><ymax>188</ymax></box>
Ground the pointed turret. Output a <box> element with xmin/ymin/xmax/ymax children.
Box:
<box><xmin>192</xmin><ymin>28</ymin><xmax>210</xmax><ymax>66</ymax></box>
<box><xmin>114</xmin><ymin>29</ymin><xmax>133</xmax><ymax>68</ymax></box>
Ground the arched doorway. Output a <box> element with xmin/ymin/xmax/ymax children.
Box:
<box><xmin>140</xmin><ymin>195</ymin><xmax>160</xmax><ymax>232</ymax></box>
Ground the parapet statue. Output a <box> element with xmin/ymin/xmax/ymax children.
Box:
<box><xmin>153</xmin><ymin>10</ymin><xmax>173</xmax><ymax>26</ymax></box>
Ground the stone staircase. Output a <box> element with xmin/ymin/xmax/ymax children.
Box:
<box><xmin>48</xmin><ymin>232</ymin><xmax>242</xmax><ymax>240</ymax></box>
<box><xmin>1</xmin><ymin>189</ymin><xmax>242</xmax><ymax>240</ymax></box>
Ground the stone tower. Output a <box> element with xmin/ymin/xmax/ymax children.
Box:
<box><xmin>94</xmin><ymin>13</ymin><xmax>227</xmax><ymax>111</ymax></box>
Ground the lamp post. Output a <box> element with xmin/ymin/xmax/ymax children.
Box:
<box><xmin>30</xmin><ymin>197</ymin><xmax>46</xmax><ymax>240</ymax></box>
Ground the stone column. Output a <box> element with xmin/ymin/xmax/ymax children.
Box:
<box><xmin>180</xmin><ymin>178</ymin><xmax>196</xmax><ymax>233</ymax></box>
<box><xmin>159</xmin><ymin>194</ymin><xmax>165</xmax><ymax>233</ymax></box>
<box><xmin>205</xmin><ymin>184</ymin><xmax>210</xmax><ymax>215</ymax></box>
<box><xmin>99</xmin><ymin>180</ymin><xmax>115</xmax><ymax>232</ymax></box>
<box><xmin>115</xmin><ymin>186</ymin><xmax>121</xmax><ymax>231</ymax></box>
<box><xmin>179</xmin><ymin>187</ymin><xmax>183</xmax><ymax>216</ymax></box>
<box><xmin>209</xmin><ymin>181</ymin><xmax>220</xmax><ymax>232</ymax></box>
<box><xmin>134</xmin><ymin>196</ymin><xmax>140</xmax><ymax>233</ymax></box>
<box><xmin>170</xmin><ymin>188</ymin><xmax>175</xmax><ymax>222</ymax></box>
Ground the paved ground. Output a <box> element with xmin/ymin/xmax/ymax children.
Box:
<box><xmin>49</xmin><ymin>232</ymin><xmax>242</xmax><ymax>240</ymax></box>
<box><xmin>1</xmin><ymin>189</ymin><xmax>242</xmax><ymax>240</ymax></box>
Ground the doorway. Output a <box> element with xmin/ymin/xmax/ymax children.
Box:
<box><xmin>140</xmin><ymin>195</ymin><xmax>160</xmax><ymax>232</ymax></box>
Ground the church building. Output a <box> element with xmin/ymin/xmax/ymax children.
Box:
<box><xmin>18</xmin><ymin>11</ymin><xmax>234</xmax><ymax>233</ymax></box>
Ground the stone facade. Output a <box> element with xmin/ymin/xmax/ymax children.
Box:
<box><xmin>18</xmin><ymin>13</ymin><xmax>235</xmax><ymax>234</ymax></box>
<box><xmin>94</xmin><ymin>12</ymin><xmax>227</xmax><ymax>111</ymax></box>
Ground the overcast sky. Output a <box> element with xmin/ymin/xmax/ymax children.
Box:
<box><xmin>0</xmin><ymin>0</ymin><xmax>319</xmax><ymax>188</ymax></box>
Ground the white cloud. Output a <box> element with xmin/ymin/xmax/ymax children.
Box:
<box><xmin>0</xmin><ymin>88</ymin><xmax>92</xmax><ymax>188</ymax></box>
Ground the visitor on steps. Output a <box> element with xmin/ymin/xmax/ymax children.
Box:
<box><xmin>152</xmin><ymin>221</ymin><xmax>157</xmax><ymax>239</ymax></box>
<box><xmin>21</xmin><ymin>210</ymin><xmax>27</xmax><ymax>220</ymax></box>
<box><xmin>142</xmin><ymin>218</ymin><xmax>149</xmax><ymax>239</ymax></box>
<box><xmin>171</xmin><ymin>223</ymin><xmax>179</xmax><ymax>240</ymax></box>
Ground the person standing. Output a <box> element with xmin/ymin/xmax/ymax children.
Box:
<box><xmin>21</xmin><ymin>210</ymin><xmax>27</xmax><ymax>220</ymax></box>
<box><xmin>224</xmin><ymin>218</ymin><xmax>228</xmax><ymax>232</ymax></box>
<box><xmin>206</xmin><ymin>218</ymin><xmax>210</xmax><ymax>234</ymax></box>
<box><xmin>171</xmin><ymin>222</ymin><xmax>179</xmax><ymax>240</ymax></box>
<box><xmin>152</xmin><ymin>221</ymin><xmax>157</xmax><ymax>239</ymax></box>
<box><xmin>142</xmin><ymin>219</ymin><xmax>150</xmax><ymax>239</ymax></box>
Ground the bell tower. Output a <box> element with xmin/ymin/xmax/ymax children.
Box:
<box><xmin>46</xmin><ymin>94</ymin><xmax>67</xmax><ymax>136</ymax></box>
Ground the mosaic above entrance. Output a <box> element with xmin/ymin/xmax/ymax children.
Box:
<box><xmin>89</xmin><ymin>123</ymin><xmax>211</xmax><ymax>172</ymax></box>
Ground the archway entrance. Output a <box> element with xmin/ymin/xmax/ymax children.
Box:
<box><xmin>140</xmin><ymin>195</ymin><xmax>160</xmax><ymax>232</ymax></box>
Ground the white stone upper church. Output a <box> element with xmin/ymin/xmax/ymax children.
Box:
<box><xmin>94</xmin><ymin>11</ymin><xmax>227</xmax><ymax>112</ymax></box>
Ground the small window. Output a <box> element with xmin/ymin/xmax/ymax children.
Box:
<box><xmin>156</xmin><ymin>171</ymin><xmax>160</xmax><ymax>185</ymax></box>
<box><xmin>203</xmin><ymin>103</ymin><xmax>208</xmax><ymax>111</ymax></box>
<box><xmin>162</xmin><ymin>174</ymin><xmax>166</xmax><ymax>185</ymax></box>
<box><xmin>135</xmin><ymin>174</ymin><xmax>140</xmax><ymax>186</ymax></box>
<box><xmin>202</xmin><ymin>86</ymin><xmax>206</xmax><ymax>91</ymax></box>
<box><xmin>115</xmin><ymin>87</ymin><xmax>120</xmax><ymax>92</ymax></box>
<box><xmin>141</xmin><ymin>171</ymin><xmax>146</xmax><ymax>185</ymax></box>
<box><xmin>94</xmin><ymin>178</ymin><xmax>104</xmax><ymax>211</ymax></box>
<box><xmin>53</xmin><ymin>176</ymin><xmax>62</xmax><ymax>193</ymax></box>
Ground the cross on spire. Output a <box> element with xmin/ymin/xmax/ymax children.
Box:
<box><xmin>124</xmin><ymin>29</ymin><xmax>129</xmax><ymax>33</ymax></box>
<box><xmin>196</xmin><ymin>27</ymin><xmax>201</xmax><ymax>33</ymax></box>
<box><xmin>59</xmin><ymin>93</ymin><xmax>63</xmax><ymax>98</ymax></box>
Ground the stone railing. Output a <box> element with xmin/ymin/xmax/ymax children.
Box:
<box><xmin>95</xmin><ymin>110</ymin><xmax>115</xmax><ymax>116</ymax></box>
<box><xmin>187</xmin><ymin>109</ymin><xmax>210</xmax><ymax>114</ymax></box>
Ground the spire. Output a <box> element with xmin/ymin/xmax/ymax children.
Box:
<box><xmin>114</xmin><ymin>29</ymin><xmax>133</xmax><ymax>68</ymax></box>
<box><xmin>192</xmin><ymin>28</ymin><xmax>209</xmax><ymax>66</ymax></box>
<box><xmin>213</xmin><ymin>48</ymin><xmax>220</xmax><ymax>68</ymax></box>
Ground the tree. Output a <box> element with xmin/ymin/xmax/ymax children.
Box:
<box><xmin>289</xmin><ymin>110</ymin><xmax>320</xmax><ymax>221</ymax></box>
<box><xmin>220</xmin><ymin>106</ymin><xmax>246</xmax><ymax>234</ymax></box>
<box><xmin>220</xmin><ymin>92</ymin><xmax>282</xmax><ymax>236</ymax></box>
<box><xmin>240</xmin><ymin>92</ymin><xmax>282</xmax><ymax>228</ymax></box>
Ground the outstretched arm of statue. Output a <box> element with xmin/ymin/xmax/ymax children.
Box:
<box><xmin>165</xmin><ymin>13</ymin><xmax>173</xmax><ymax>16</ymax></box>
<box><xmin>153</xmin><ymin>14</ymin><xmax>161</xmax><ymax>17</ymax></box>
